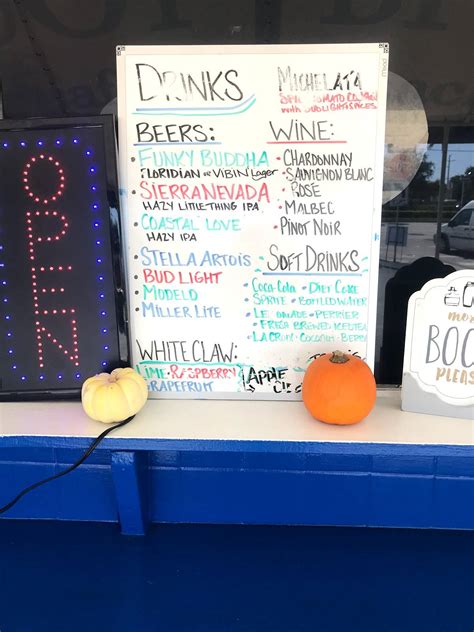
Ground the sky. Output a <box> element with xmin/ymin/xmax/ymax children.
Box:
<box><xmin>425</xmin><ymin>143</ymin><xmax>474</xmax><ymax>183</ymax></box>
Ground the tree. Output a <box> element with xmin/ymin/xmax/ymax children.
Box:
<box><xmin>449</xmin><ymin>166</ymin><xmax>474</xmax><ymax>206</ymax></box>
<box><xmin>409</xmin><ymin>158</ymin><xmax>438</xmax><ymax>204</ymax></box>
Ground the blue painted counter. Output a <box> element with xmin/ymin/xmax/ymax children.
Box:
<box><xmin>1</xmin><ymin>393</ymin><xmax>473</xmax><ymax>534</ymax></box>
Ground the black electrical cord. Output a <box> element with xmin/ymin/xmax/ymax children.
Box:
<box><xmin>0</xmin><ymin>415</ymin><xmax>135</xmax><ymax>515</ymax></box>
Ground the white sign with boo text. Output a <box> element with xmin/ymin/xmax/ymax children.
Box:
<box><xmin>402</xmin><ymin>270</ymin><xmax>474</xmax><ymax>419</ymax></box>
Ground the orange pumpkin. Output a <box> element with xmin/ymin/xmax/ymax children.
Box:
<box><xmin>302</xmin><ymin>350</ymin><xmax>376</xmax><ymax>425</ymax></box>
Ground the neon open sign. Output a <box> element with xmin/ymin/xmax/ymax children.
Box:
<box><xmin>0</xmin><ymin>117</ymin><xmax>128</xmax><ymax>399</ymax></box>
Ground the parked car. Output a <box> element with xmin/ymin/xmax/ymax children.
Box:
<box><xmin>434</xmin><ymin>200</ymin><xmax>474</xmax><ymax>253</ymax></box>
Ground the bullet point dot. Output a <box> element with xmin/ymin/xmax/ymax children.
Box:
<box><xmin>135</xmin><ymin>307</ymin><xmax>139</xmax><ymax>312</ymax></box>
<box><xmin>134</xmin><ymin>275</ymin><xmax>138</xmax><ymax>280</ymax></box>
<box><xmin>131</xmin><ymin>157</ymin><xmax>135</xmax><ymax>162</ymax></box>
<box><xmin>245</xmin><ymin>298</ymin><xmax>249</xmax><ymax>302</ymax></box>
<box><xmin>134</xmin><ymin>290</ymin><xmax>139</xmax><ymax>295</ymax></box>
<box><xmin>282</xmin><ymin>188</ymin><xmax>285</xmax><ymax>192</ymax></box>
<box><xmin>134</xmin><ymin>255</ymin><xmax>138</xmax><ymax>260</ymax></box>
<box><xmin>134</xmin><ymin>222</ymin><xmax>138</xmax><ymax>227</ymax></box>
<box><xmin>246</xmin><ymin>312</ymin><xmax>251</xmax><ymax>317</ymax></box>
<box><xmin>132</xmin><ymin>190</ymin><xmax>136</xmax><ymax>195</ymax></box>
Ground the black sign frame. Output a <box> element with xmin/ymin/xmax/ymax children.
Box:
<box><xmin>0</xmin><ymin>115</ymin><xmax>129</xmax><ymax>400</ymax></box>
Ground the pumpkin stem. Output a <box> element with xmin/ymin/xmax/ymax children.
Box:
<box><xmin>330</xmin><ymin>350</ymin><xmax>349</xmax><ymax>364</ymax></box>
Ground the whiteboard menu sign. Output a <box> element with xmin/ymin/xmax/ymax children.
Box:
<box><xmin>117</xmin><ymin>44</ymin><xmax>389</xmax><ymax>399</ymax></box>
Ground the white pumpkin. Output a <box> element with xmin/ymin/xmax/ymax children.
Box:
<box><xmin>81</xmin><ymin>367</ymin><xmax>148</xmax><ymax>423</ymax></box>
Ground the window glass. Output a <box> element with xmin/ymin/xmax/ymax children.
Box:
<box><xmin>0</xmin><ymin>0</ymin><xmax>472</xmax><ymax>384</ymax></box>
<box><xmin>451</xmin><ymin>209</ymin><xmax>471</xmax><ymax>226</ymax></box>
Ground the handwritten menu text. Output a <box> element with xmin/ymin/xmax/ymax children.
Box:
<box><xmin>117</xmin><ymin>44</ymin><xmax>389</xmax><ymax>399</ymax></box>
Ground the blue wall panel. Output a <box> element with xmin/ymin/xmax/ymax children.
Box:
<box><xmin>1</xmin><ymin>447</ymin><xmax>473</xmax><ymax>530</ymax></box>
<box><xmin>0</xmin><ymin>451</ymin><xmax>117</xmax><ymax>522</ymax></box>
<box><xmin>0</xmin><ymin>461</ymin><xmax>58</xmax><ymax>519</ymax></box>
<box><xmin>55</xmin><ymin>466</ymin><xmax>117</xmax><ymax>522</ymax></box>
<box><xmin>150</xmin><ymin>467</ymin><xmax>371</xmax><ymax>526</ymax></box>
<box><xmin>433</xmin><ymin>478</ymin><xmax>474</xmax><ymax>529</ymax></box>
<box><xmin>372</xmin><ymin>455</ymin><xmax>435</xmax><ymax>475</ymax></box>
<box><xmin>436</xmin><ymin>457</ymin><xmax>474</xmax><ymax>477</ymax></box>
<box><xmin>309</xmin><ymin>453</ymin><xmax>372</xmax><ymax>472</ymax></box>
<box><xmin>370</xmin><ymin>474</ymin><xmax>434</xmax><ymax>528</ymax></box>
<box><xmin>0</xmin><ymin>447</ymin><xmax>56</xmax><ymax>463</ymax></box>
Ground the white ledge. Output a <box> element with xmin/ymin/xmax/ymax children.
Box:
<box><xmin>0</xmin><ymin>390</ymin><xmax>473</xmax><ymax>446</ymax></box>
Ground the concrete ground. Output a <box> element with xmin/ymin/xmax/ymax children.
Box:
<box><xmin>380</xmin><ymin>222</ymin><xmax>474</xmax><ymax>270</ymax></box>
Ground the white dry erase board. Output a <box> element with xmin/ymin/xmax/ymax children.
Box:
<box><xmin>402</xmin><ymin>270</ymin><xmax>474</xmax><ymax>420</ymax></box>
<box><xmin>117</xmin><ymin>44</ymin><xmax>389</xmax><ymax>399</ymax></box>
